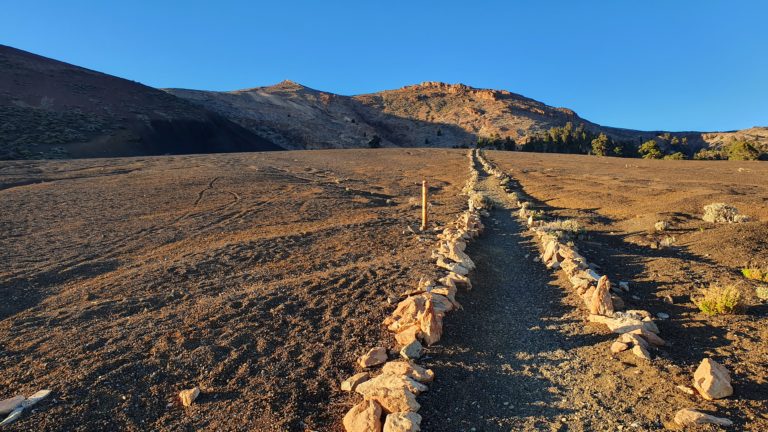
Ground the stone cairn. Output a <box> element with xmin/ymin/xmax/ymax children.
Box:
<box><xmin>341</xmin><ymin>150</ymin><xmax>487</xmax><ymax>432</ymax></box>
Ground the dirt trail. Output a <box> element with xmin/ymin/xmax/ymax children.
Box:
<box><xmin>419</xmin><ymin>160</ymin><xmax>681</xmax><ymax>431</ymax></box>
<box><xmin>418</xmin><ymin>159</ymin><xmax>585</xmax><ymax>430</ymax></box>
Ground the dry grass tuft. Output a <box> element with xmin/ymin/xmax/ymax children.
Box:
<box><xmin>538</xmin><ymin>219</ymin><xmax>584</xmax><ymax>239</ymax></box>
<box><xmin>693</xmin><ymin>284</ymin><xmax>744</xmax><ymax>316</ymax></box>
<box><xmin>742</xmin><ymin>268</ymin><xmax>768</xmax><ymax>282</ymax></box>
<box><xmin>702</xmin><ymin>203</ymin><xmax>749</xmax><ymax>223</ymax></box>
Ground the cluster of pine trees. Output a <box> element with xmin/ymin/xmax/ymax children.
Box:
<box><xmin>470</xmin><ymin>122</ymin><xmax>765</xmax><ymax>161</ymax></box>
<box><xmin>520</xmin><ymin>122</ymin><xmax>632</xmax><ymax>156</ymax></box>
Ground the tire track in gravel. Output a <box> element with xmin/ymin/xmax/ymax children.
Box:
<box><xmin>418</xmin><ymin>159</ymin><xmax>598</xmax><ymax>431</ymax></box>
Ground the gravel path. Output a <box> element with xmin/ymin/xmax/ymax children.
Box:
<box><xmin>419</xmin><ymin>162</ymin><xmax>602</xmax><ymax>431</ymax></box>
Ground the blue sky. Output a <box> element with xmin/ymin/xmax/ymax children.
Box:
<box><xmin>2</xmin><ymin>1</ymin><xmax>766</xmax><ymax>131</ymax></box>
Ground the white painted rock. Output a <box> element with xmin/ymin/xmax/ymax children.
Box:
<box><xmin>693</xmin><ymin>358</ymin><xmax>733</xmax><ymax>400</ymax></box>
<box><xmin>673</xmin><ymin>408</ymin><xmax>732</xmax><ymax>427</ymax></box>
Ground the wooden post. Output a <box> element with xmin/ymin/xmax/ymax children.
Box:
<box><xmin>420</xmin><ymin>180</ymin><xmax>428</xmax><ymax>231</ymax></box>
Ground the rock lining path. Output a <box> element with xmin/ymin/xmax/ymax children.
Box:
<box><xmin>419</xmin><ymin>160</ymin><xmax>608</xmax><ymax>431</ymax></box>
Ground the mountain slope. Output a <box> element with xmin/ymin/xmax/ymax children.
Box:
<box><xmin>169</xmin><ymin>81</ymin><xmax>767</xmax><ymax>155</ymax></box>
<box><xmin>166</xmin><ymin>81</ymin><xmax>475</xmax><ymax>150</ymax></box>
<box><xmin>0</xmin><ymin>45</ymin><xmax>282</xmax><ymax>159</ymax></box>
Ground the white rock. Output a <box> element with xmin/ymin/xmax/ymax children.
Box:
<box><xmin>0</xmin><ymin>396</ymin><xmax>24</xmax><ymax>416</ymax></box>
<box><xmin>674</xmin><ymin>408</ymin><xmax>732</xmax><ymax>427</ymax></box>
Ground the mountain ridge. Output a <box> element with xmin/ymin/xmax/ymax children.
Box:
<box><xmin>167</xmin><ymin>80</ymin><xmax>767</xmax><ymax>155</ymax></box>
<box><xmin>1</xmin><ymin>44</ymin><xmax>764</xmax><ymax>159</ymax></box>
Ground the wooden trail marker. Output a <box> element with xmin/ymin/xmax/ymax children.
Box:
<box><xmin>421</xmin><ymin>180</ymin><xmax>428</xmax><ymax>231</ymax></box>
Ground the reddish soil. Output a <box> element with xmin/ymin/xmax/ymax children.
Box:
<box><xmin>486</xmin><ymin>151</ymin><xmax>768</xmax><ymax>430</ymax></box>
<box><xmin>0</xmin><ymin>149</ymin><xmax>467</xmax><ymax>431</ymax></box>
<box><xmin>1</xmin><ymin>149</ymin><xmax>766</xmax><ymax>431</ymax></box>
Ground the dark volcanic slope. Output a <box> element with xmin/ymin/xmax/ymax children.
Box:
<box><xmin>0</xmin><ymin>45</ymin><xmax>282</xmax><ymax>159</ymax></box>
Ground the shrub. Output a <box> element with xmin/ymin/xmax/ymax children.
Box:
<box><xmin>663</xmin><ymin>152</ymin><xmax>686</xmax><ymax>160</ymax></box>
<box><xmin>538</xmin><ymin>219</ymin><xmax>584</xmax><ymax>238</ymax></box>
<box><xmin>742</xmin><ymin>268</ymin><xmax>768</xmax><ymax>282</ymax></box>
<box><xmin>694</xmin><ymin>148</ymin><xmax>725</xmax><ymax>160</ymax></box>
<box><xmin>756</xmin><ymin>286</ymin><xmax>768</xmax><ymax>301</ymax></box>
<box><xmin>591</xmin><ymin>133</ymin><xmax>610</xmax><ymax>156</ymax></box>
<box><xmin>727</xmin><ymin>140</ymin><xmax>761</xmax><ymax>161</ymax></box>
<box><xmin>694</xmin><ymin>285</ymin><xmax>744</xmax><ymax>316</ymax></box>
<box><xmin>638</xmin><ymin>140</ymin><xmax>664</xmax><ymax>159</ymax></box>
<box><xmin>702</xmin><ymin>203</ymin><xmax>749</xmax><ymax>223</ymax></box>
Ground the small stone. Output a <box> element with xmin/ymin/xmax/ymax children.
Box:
<box><xmin>611</xmin><ymin>341</ymin><xmax>630</xmax><ymax>353</ymax></box>
<box><xmin>611</xmin><ymin>295</ymin><xmax>625</xmax><ymax>310</ymax></box>
<box><xmin>627</xmin><ymin>328</ymin><xmax>666</xmax><ymax>346</ymax></box>
<box><xmin>0</xmin><ymin>396</ymin><xmax>24</xmax><ymax>415</ymax></box>
<box><xmin>341</xmin><ymin>372</ymin><xmax>369</xmax><ymax>392</ymax></box>
<box><xmin>619</xmin><ymin>281</ymin><xmax>630</xmax><ymax>292</ymax></box>
<box><xmin>21</xmin><ymin>389</ymin><xmax>51</xmax><ymax>409</ymax></box>
<box><xmin>381</xmin><ymin>361</ymin><xmax>434</xmax><ymax>383</ymax></box>
<box><xmin>631</xmin><ymin>344</ymin><xmax>652</xmax><ymax>360</ymax></box>
<box><xmin>343</xmin><ymin>399</ymin><xmax>383</xmax><ymax>432</ymax></box>
<box><xmin>179</xmin><ymin>387</ymin><xmax>200</xmax><ymax>407</ymax></box>
<box><xmin>400</xmin><ymin>340</ymin><xmax>423</xmax><ymax>360</ymax></box>
<box><xmin>358</xmin><ymin>347</ymin><xmax>388</xmax><ymax>368</ymax></box>
<box><xmin>673</xmin><ymin>408</ymin><xmax>732</xmax><ymax>427</ymax></box>
<box><xmin>621</xmin><ymin>333</ymin><xmax>649</xmax><ymax>349</ymax></box>
<box><xmin>663</xmin><ymin>295</ymin><xmax>674</xmax><ymax>304</ymax></box>
<box><xmin>676</xmin><ymin>385</ymin><xmax>696</xmax><ymax>395</ymax></box>
<box><xmin>383</xmin><ymin>412</ymin><xmax>421</xmax><ymax>432</ymax></box>
<box><xmin>355</xmin><ymin>376</ymin><xmax>421</xmax><ymax>413</ymax></box>
<box><xmin>631</xmin><ymin>295</ymin><xmax>641</xmax><ymax>301</ymax></box>
<box><xmin>693</xmin><ymin>358</ymin><xmax>733</xmax><ymax>400</ymax></box>
<box><xmin>656</xmin><ymin>312</ymin><xmax>669</xmax><ymax>319</ymax></box>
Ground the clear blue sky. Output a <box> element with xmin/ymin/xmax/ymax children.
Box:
<box><xmin>2</xmin><ymin>1</ymin><xmax>766</xmax><ymax>131</ymax></box>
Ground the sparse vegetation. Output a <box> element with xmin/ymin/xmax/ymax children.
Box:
<box><xmin>694</xmin><ymin>139</ymin><xmax>766</xmax><ymax>161</ymax></box>
<box><xmin>694</xmin><ymin>284</ymin><xmax>744</xmax><ymax>316</ymax></box>
<box><xmin>727</xmin><ymin>140</ymin><xmax>762</xmax><ymax>160</ymax></box>
<box><xmin>742</xmin><ymin>268</ymin><xmax>768</xmax><ymax>283</ymax></box>
<box><xmin>537</xmin><ymin>219</ymin><xmax>585</xmax><ymax>239</ymax></box>
<box><xmin>638</xmin><ymin>140</ymin><xmax>663</xmax><ymax>159</ymax></box>
<box><xmin>475</xmin><ymin>134</ymin><xmax>516</xmax><ymax>151</ymax></box>
<box><xmin>702</xmin><ymin>203</ymin><xmax>749</xmax><ymax>223</ymax></box>
<box><xmin>663</xmin><ymin>152</ymin><xmax>686</xmax><ymax>160</ymax></box>
<box><xmin>522</xmin><ymin>122</ymin><xmax>632</xmax><ymax>156</ymax></box>
<box><xmin>756</xmin><ymin>286</ymin><xmax>768</xmax><ymax>301</ymax></box>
